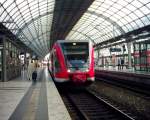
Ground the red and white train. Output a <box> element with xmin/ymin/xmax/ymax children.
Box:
<box><xmin>49</xmin><ymin>40</ymin><xmax>95</xmax><ymax>86</ymax></box>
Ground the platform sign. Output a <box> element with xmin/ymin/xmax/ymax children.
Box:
<box><xmin>110</xmin><ymin>48</ymin><xmax>121</xmax><ymax>52</ymax></box>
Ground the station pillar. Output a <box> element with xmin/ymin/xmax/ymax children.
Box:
<box><xmin>97</xmin><ymin>49</ymin><xmax>100</xmax><ymax>66</ymax></box>
<box><xmin>2</xmin><ymin>36</ymin><xmax>7</xmax><ymax>81</ymax></box>
<box><xmin>127</xmin><ymin>42</ymin><xmax>132</xmax><ymax>69</ymax></box>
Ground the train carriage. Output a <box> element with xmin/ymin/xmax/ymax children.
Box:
<box><xmin>49</xmin><ymin>40</ymin><xmax>95</xmax><ymax>86</ymax></box>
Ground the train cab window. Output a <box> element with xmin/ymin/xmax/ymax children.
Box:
<box><xmin>60</xmin><ymin>42</ymin><xmax>89</xmax><ymax>72</ymax></box>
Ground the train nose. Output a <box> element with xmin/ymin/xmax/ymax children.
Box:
<box><xmin>72</xmin><ymin>74</ymin><xmax>87</xmax><ymax>83</ymax></box>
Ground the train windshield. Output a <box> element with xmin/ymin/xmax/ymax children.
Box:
<box><xmin>61</xmin><ymin>42</ymin><xmax>89</xmax><ymax>72</ymax></box>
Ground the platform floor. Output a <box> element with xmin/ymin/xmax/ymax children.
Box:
<box><xmin>0</xmin><ymin>68</ymin><xmax>71</xmax><ymax>120</ymax></box>
<box><xmin>95</xmin><ymin>66</ymin><xmax>150</xmax><ymax>75</ymax></box>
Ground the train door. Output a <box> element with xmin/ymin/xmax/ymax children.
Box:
<box><xmin>51</xmin><ymin>52</ymin><xmax>60</xmax><ymax>73</ymax></box>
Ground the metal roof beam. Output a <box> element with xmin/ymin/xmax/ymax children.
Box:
<box><xmin>16</xmin><ymin>11</ymin><xmax>53</xmax><ymax>36</ymax></box>
<box><xmin>95</xmin><ymin>25</ymin><xmax>150</xmax><ymax>50</ymax></box>
<box><xmin>87</xmin><ymin>10</ymin><xmax>125</xmax><ymax>35</ymax></box>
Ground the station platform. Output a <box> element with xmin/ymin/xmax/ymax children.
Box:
<box><xmin>95</xmin><ymin>66</ymin><xmax>150</xmax><ymax>76</ymax></box>
<box><xmin>0</xmin><ymin>68</ymin><xmax>71</xmax><ymax>120</ymax></box>
<box><xmin>95</xmin><ymin>66</ymin><xmax>150</xmax><ymax>90</ymax></box>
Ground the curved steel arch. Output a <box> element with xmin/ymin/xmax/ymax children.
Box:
<box><xmin>67</xmin><ymin>11</ymin><xmax>125</xmax><ymax>45</ymax></box>
<box><xmin>22</xmin><ymin>31</ymin><xmax>50</xmax><ymax>50</ymax></box>
<box><xmin>6</xmin><ymin>0</ymin><xmax>54</xmax><ymax>25</ymax></box>
<box><xmin>87</xmin><ymin>10</ymin><xmax>125</xmax><ymax>35</ymax></box>
<box><xmin>16</xmin><ymin>11</ymin><xmax>53</xmax><ymax>36</ymax></box>
<box><xmin>70</xmin><ymin>29</ymin><xmax>100</xmax><ymax>63</ymax></box>
<box><xmin>69</xmin><ymin>19</ymin><xmax>109</xmax><ymax>43</ymax></box>
<box><xmin>70</xmin><ymin>29</ymin><xmax>96</xmax><ymax>44</ymax></box>
<box><xmin>16</xmin><ymin>11</ymin><xmax>53</xmax><ymax>56</ymax></box>
<box><xmin>31</xmin><ymin>31</ymin><xmax>50</xmax><ymax>41</ymax></box>
<box><xmin>31</xmin><ymin>31</ymin><xmax>51</xmax><ymax>48</ymax></box>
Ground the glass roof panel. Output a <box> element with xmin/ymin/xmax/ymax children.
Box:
<box><xmin>0</xmin><ymin>0</ymin><xmax>55</xmax><ymax>57</ymax></box>
<box><xmin>16</xmin><ymin>0</ymin><xmax>24</xmax><ymax>5</ymax></box>
<box><xmin>66</xmin><ymin>0</ymin><xmax>150</xmax><ymax>45</ymax></box>
<box><xmin>1</xmin><ymin>0</ymin><xmax>150</xmax><ymax>56</ymax></box>
<box><xmin>140</xmin><ymin>6</ymin><xmax>150</xmax><ymax>15</ymax></box>
<box><xmin>117</xmin><ymin>0</ymin><xmax>128</xmax><ymax>6</ymax></box>
<box><xmin>141</xmin><ymin>16</ymin><xmax>150</xmax><ymax>26</ymax></box>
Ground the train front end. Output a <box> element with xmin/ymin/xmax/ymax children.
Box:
<box><xmin>60</xmin><ymin>40</ymin><xmax>95</xmax><ymax>85</ymax></box>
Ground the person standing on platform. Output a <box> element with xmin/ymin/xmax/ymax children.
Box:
<box><xmin>117</xmin><ymin>58</ymin><xmax>121</xmax><ymax>70</ymax></box>
<box><xmin>121</xmin><ymin>58</ymin><xmax>124</xmax><ymax>69</ymax></box>
<box><xmin>27</xmin><ymin>60</ymin><xmax>36</xmax><ymax>80</ymax></box>
<box><xmin>32</xmin><ymin>70</ymin><xmax>37</xmax><ymax>84</ymax></box>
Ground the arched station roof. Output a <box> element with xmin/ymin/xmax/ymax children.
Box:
<box><xmin>66</xmin><ymin>0</ymin><xmax>150</xmax><ymax>48</ymax></box>
<box><xmin>0</xmin><ymin>0</ymin><xmax>55</xmax><ymax>57</ymax></box>
<box><xmin>0</xmin><ymin>0</ymin><xmax>150</xmax><ymax>58</ymax></box>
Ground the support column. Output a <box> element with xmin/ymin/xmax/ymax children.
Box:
<box><xmin>127</xmin><ymin>42</ymin><xmax>132</xmax><ymax>69</ymax></box>
<box><xmin>2</xmin><ymin>36</ymin><xmax>7</xmax><ymax>81</ymax></box>
<box><xmin>98</xmin><ymin>49</ymin><xmax>101</xmax><ymax>67</ymax></box>
<box><xmin>97</xmin><ymin>49</ymin><xmax>100</xmax><ymax>66</ymax></box>
<box><xmin>97</xmin><ymin>49</ymin><xmax>100</xmax><ymax>61</ymax></box>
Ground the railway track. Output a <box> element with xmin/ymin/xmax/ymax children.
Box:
<box><xmin>96</xmin><ymin>77</ymin><xmax>150</xmax><ymax>99</ymax></box>
<box><xmin>60</xmin><ymin>89</ymin><xmax>135</xmax><ymax>120</ymax></box>
<box><xmin>92</xmin><ymin>78</ymin><xmax>150</xmax><ymax>119</ymax></box>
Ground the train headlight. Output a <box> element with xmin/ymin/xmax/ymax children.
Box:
<box><xmin>86</xmin><ymin>69</ymin><xmax>89</xmax><ymax>72</ymax></box>
<box><xmin>67</xmin><ymin>69</ymin><xmax>71</xmax><ymax>73</ymax></box>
